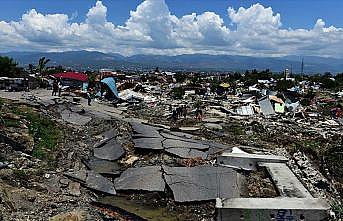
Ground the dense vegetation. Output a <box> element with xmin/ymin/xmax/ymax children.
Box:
<box><xmin>0</xmin><ymin>56</ymin><xmax>23</xmax><ymax>77</ymax></box>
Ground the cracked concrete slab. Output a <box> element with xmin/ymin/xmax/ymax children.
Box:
<box><xmin>165</xmin><ymin>131</ymin><xmax>193</xmax><ymax>139</ymax></box>
<box><xmin>133</xmin><ymin>138</ymin><xmax>164</xmax><ymax>150</ymax></box>
<box><xmin>93</xmin><ymin>138</ymin><xmax>125</xmax><ymax>161</ymax></box>
<box><xmin>86</xmin><ymin>170</ymin><xmax>116</xmax><ymax>195</ymax></box>
<box><xmin>60</xmin><ymin>109</ymin><xmax>92</xmax><ymax>126</ymax></box>
<box><xmin>163</xmin><ymin>139</ymin><xmax>209</xmax><ymax>150</ymax></box>
<box><xmin>160</xmin><ymin>131</ymin><xmax>194</xmax><ymax>142</ymax></box>
<box><xmin>163</xmin><ymin>165</ymin><xmax>239</xmax><ymax>202</ymax></box>
<box><xmin>86</xmin><ymin>157</ymin><xmax>121</xmax><ymax>176</ymax></box>
<box><xmin>165</xmin><ymin>147</ymin><xmax>207</xmax><ymax>159</ymax></box>
<box><xmin>102</xmin><ymin>128</ymin><xmax>117</xmax><ymax>140</ymax></box>
<box><xmin>65</xmin><ymin>170</ymin><xmax>116</xmax><ymax>195</ymax></box>
<box><xmin>114</xmin><ymin>166</ymin><xmax>165</xmax><ymax>192</ymax></box>
<box><xmin>131</xmin><ymin>122</ymin><xmax>161</xmax><ymax>138</ymax></box>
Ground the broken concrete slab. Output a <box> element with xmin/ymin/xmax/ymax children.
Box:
<box><xmin>93</xmin><ymin>139</ymin><xmax>125</xmax><ymax>161</ymax></box>
<box><xmin>163</xmin><ymin>165</ymin><xmax>239</xmax><ymax>202</ymax></box>
<box><xmin>165</xmin><ymin>147</ymin><xmax>207</xmax><ymax>159</ymax></box>
<box><xmin>163</xmin><ymin>139</ymin><xmax>209</xmax><ymax>150</ymax></box>
<box><xmin>85</xmin><ymin>157</ymin><xmax>121</xmax><ymax>176</ymax></box>
<box><xmin>131</xmin><ymin>122</ymin><xmax>161</xmax><ymax>138</ymax></box>
<box><xmin>102</xmin><ymin>128</ymin><xmax>117</xmax><ymax>140</ymax></box>
<box><xmin>65</xmin><ymin>169</ymin><xmax>116</xmax><ymax>195</ymax></box>
<box><xmin>216</xmin><ymin>198</ymin><xmax>329</xmax><ymax>221</ymax></box>
<box><xmin>217</xmin><ymin>152</ymin><xmax>288</xmax><ymax>170</ymax></box>
<box><xmin>86</xmin><ymin>170</ymin><xmax>116</xmax><ymax>195</ymax></box>
<box><xmin>160</xmin><ymin>131</ymin><xmax>193</xmax><ymax>142</ymax></box>
<box><xmin>60</xmin><ymin>109</ymin><xmax>92</xmax><ymax>126</ymax></box>
<box><xmin>114</xmin><ymin>166</ymin><xmax>165</xmax><ymax>192</ymax></box>
<box><xmin>64</xmin><ymin>170</ymin><xmax>87</xmax><ymax>183</ymax></box>
<box><xmin>259</xmin><ymin>162</ymin><xmax>312</xmax><ymax>198</ymax></box>
<box><xmin>133</xmin><ymin>138</ymin><xmax>164</xmax><ymax>150</ymax></box>
<box><xmin>93</xmin><ymin>128</ymin><xmax>117</xmax><ymax>149</ymax></box>
<box><xmin>165</xmin><ymin>131</ymin><xmax>193</xmax><ymax>139</ymax></box>
<box><xmin>258</xmin><ymin>97</ymin><xmax>275</xmax><ymax>116</ymax></box>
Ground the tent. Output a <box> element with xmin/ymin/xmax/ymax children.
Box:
<box><xmin>101</xmin><ymin>77</ymin><xmax>118</xmax><ymax>97</ymax></box>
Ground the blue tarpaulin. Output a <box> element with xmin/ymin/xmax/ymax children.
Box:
<box><xmin>101</xmin><ymin>77</ymin><xmax>118</xmax><ymax>97</ymax></box>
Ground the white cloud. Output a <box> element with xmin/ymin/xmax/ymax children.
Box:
<box><xmin>0</xmin><ymin>0</ymin><xmax>343</xmax><ymax>57</ymax></box>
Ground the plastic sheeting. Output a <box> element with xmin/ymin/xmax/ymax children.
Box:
<box><xmin>101</xmin><ymin>77</ymin><xmax>118</xmax><ymax>97</ymax></box>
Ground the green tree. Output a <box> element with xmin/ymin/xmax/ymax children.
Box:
<box><xmin>37</xmin><ymin>57</ymin><xmax>50</xmax><ymax>75</ymax></box>
<box><xmin>171</xmin><ymin>87</ymin><xmax>185</xmax><ymax>99</ymax></box>
<box><xmin>0</xmin><ymin>56</ymin><xmax>22</xmax><ymax>77</ymax></box>
<box><xmin>275</xmin><ymin>80</ymin><xmax>296</xmax><ymax>91</ymax></box>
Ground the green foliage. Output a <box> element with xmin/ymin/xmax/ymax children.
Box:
<box><xmin>171</xmin><ymin>87</ymin><xmax>185</xmax><ymax>99</ymax></box>
<box><xmin>86</xmin><ymin>71</ymin><xmax>97</xmax><ymax>88</ymax></box>
<box><xmin>331</xmin><ymin>200</ymin><xmax>343</xmax><ymax>220</ymax></box>
<box><xmin>0</xmin><ymin>56</ymin><xmax>22</xmax><ymax>77</ymax></box>
<box><xmin>190</xmin><ymin>74</ymin><xmax>201</xmax><ymax>85</ymax></box>
<box><xmin>13</xmin><ymin>106</ymin><xmax>63</xmax><ymax>161</ymax></box>
<box><xmin>174</xmin><ymin>73</ymin><xmax>186</xmax><ymax>83</ymax></box>
<box><xmin>37</xmin><ymin>57</ymin><xmax>50</xmax><ymax>75</ymax></box>
<box><xmin>275</xmin><ymin>79</ymin><xmax>296</xmax><ymax>91</ymax></box>
<box><xmin>4</xmin><ymin>118</ymin><xmax>20</xmax><ymax>127</ymax></box>
<box><xmin>308</xmin><ymin>73</ymin><xmax>337</xmax><ymax>89</ymax></box>
<box><xmin>12</xmin><ymin>169</ymin><xmax>28</xmax><ymax>180</ymax></box>
<box><xmin>223</xmin><ymin>123</ymin><xmax>245</xmax><ymax>136</ymax></box>
<box><xmin>209</xmin><ymin>78</ymin><xmax>220</xmax><ymax>92</ymax></box>
<box><xmin>243</xmin><ymin>69</ymin><xmax>274</xmax><ymax>86</ymax></box>
<box><xmin>44</xmin><ymin>65</ymin><xmax>66</xmax><ymax>75</ymax></box>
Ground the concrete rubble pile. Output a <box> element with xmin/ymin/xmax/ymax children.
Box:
<box><xmin>0</xmin><ymin>68</ymin><xmax>342</xmax><ymax>220</ymax></box>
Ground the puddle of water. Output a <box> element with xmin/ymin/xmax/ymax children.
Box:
<box><xmin>98</xmin><ymin>196</ymin><xmax>181</xmax><ymax>221</ymax></box>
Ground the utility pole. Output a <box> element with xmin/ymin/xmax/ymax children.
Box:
<box><xmin>301</xmin><ymin>58</ymin><xmax>304</xmax><ymax>75</ymax></box>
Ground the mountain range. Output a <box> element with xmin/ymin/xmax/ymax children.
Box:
<box><xmin>1</xmin><ymin>50</ymin><xmax>343</xmax><ymax>74</ymax></box>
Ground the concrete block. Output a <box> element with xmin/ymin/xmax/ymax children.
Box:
<box><xmin>216</xmin><ymin>198</ymin><xmax>329</xmax><ymax>221</ymax></box>
<box><xmin>217</xmin><ymin>153</ymin><xmax>288</xmax><ymax>170</ymax></box>
<box><xmin>259</xmin><ymin>162</ymin><xmax>312</xmax><ymax>198</ymax></box>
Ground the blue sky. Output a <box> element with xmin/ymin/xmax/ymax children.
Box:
<box><xmin>1</xmin><ymin>0</ymin><xmax>342</xmax><ymax>29</ymax></box>
<box><xmin>0</xmin><ymin>0</ymin><xmax>343</xmax><ymax>57</ymax></box>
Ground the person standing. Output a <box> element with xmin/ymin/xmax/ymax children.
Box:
<box><xmin>87</xmin><ymin>90</ymin><xmax>92</xmax><ymax>106</ymax></box>
<box><xmin>58</xmin><ymin>79</ymin><xmax>62</xmax><ymax>97</ymax></box>
<box><xmin>52</xmin><ymin>80</ymin><xmax>58</xmax><ymax>96</ymax></box>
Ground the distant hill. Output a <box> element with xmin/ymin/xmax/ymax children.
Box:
<box><xmin>1</xmin><ymin>50</ymin><xmax>343</xmax><ymax>73</ymax></box>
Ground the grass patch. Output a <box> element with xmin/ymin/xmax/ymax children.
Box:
<box><xmin>12</xmin><ymin>106</ymin><xmax>63</xmax><ymax>162</ymax></box>
<box><xmin>3</xmin><ymin>118</ymin><xmax>20</xmax><ymax>127</ymax></box>
<box><xmin>223</xmin><ymin>123</ymin><xmax>245</xmax><ymax>136</ymax></box>
<box><xmin>12</xmin><ymin>169</ymin><xmax>29</xmax><ymax>180</ymax></box>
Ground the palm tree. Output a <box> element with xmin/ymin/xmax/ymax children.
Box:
<box><xmin>37</xmin><ymin>57</ymin><xmax>50</xmax><ymax>75</ymax></box>
<box><xmin>28</xmin><ymin>64</ymin><xmax>36</xmax><ymax>75</ymax></box>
